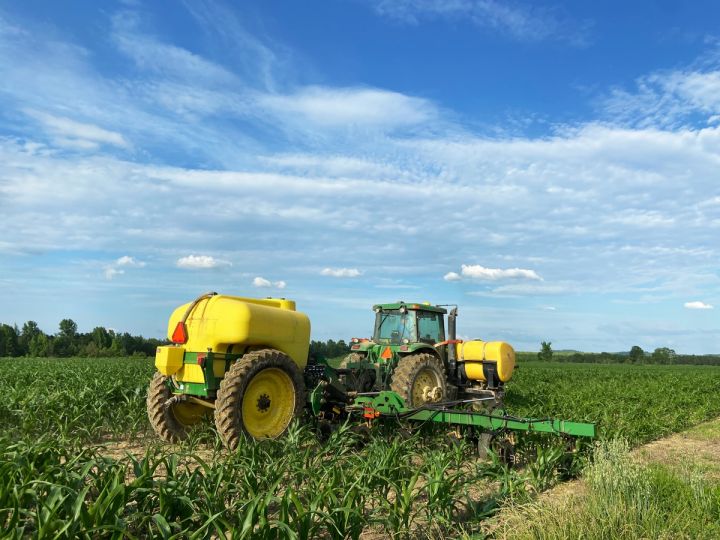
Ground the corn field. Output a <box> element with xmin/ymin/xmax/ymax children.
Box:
<box><xmin>2</xmin><ymin>358</ymin><xmax>720</xmax><ymax>538</ymax></box>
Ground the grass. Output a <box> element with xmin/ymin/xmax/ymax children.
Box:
<box><xmin>2</xmin><ymin>358</ymin><xmax>720</xmax><ymax>537</ymax></box>
<box><xmin>498</xmin><ymin>439</ymin><xmax>720</xmax><ymax>539</ymax></box>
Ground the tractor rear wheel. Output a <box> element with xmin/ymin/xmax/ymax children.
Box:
<box><xmin>339</xmin><ymin>352</ymin><xmax>375</xmax><ymax>392</ymax></box>
<box><xmin>147</xmin><ymin>372</ymin><xmax>207</xmax><ymax>443</ymax></box>
<box><xmin>215</xmin><ymin>349</ymin><xmax>305</xmax><ymax>449</ymax></box>
<box><xmin>391</xmin><ymin>352</ymin><xmax>447</xmax><ymax>408</ymax></box>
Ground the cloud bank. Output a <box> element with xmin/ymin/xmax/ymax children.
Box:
<box><xmin>0</xmin><ymin>4</ymin><xmax>717</xmax><ymax>352</ymax></box>
<box><xmin>176</xmin><ymin>255</ymin><xmax>230</xmax><ymax>269</ymax></box>
<box><xmin>684</xmin><ymin>301</ymin><xmax>714</xmax><ymax>310</ymax></box>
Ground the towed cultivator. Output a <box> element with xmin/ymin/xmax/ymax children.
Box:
<box><xmin>148</xmin><ymin>293</ymin><xmax>595</xmax><ymax>458</ymax></box>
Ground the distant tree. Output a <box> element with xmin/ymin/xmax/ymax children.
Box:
<box><xmin>29</xmin><ymin>333</ymin><xmax>52</xmax><ymax>357</ymax></box>
<box><xmin>91</xmin><ymin>326</ymin><xmax>112</xmax><ymax>350</ymax></box>
<box><xmin>538</xmin><ymin>341</ymin><xmax>553</xmax><ymax>362</ymax></box>
<box><xmin>109</xmin><ymin>335</ymin><xmax>125</xmax><ymax>356</ymax></box>
<box><xmin>54</xmin><ymin>319</ymin><xmax>79</xmax><ymax>357</ymax></box>
<box><xmin>0</xmin><ymin>324</ymin><xmax>20</xmax><ymax>356</ymax></box>
<box><xmin>651</xmin><ymin>347</ymin><xmax>676</xmax><ymax>364</ymax></box>
<box><xmin>629</xmin><ymin>345</ymin><xmax>645</xmax><ymax>363</ymax></box>
<box><xmin>59</xmin><ymin>319</ymin><xmax>78</xmax><ymax>339</ymax></box>
<box><xmin>336</xmin><ymin>339</ymin><xmax>349</xmax><ymax>356</ymax></box>
<box><xmin>20</xmin><ymin>321</ymin><xmax>42</xmax><ymax>355</ymax></box>
<box><xmin>309</xmin><ymin>339</ymin><xmax>351</xmax><ymax>360</ymax></box>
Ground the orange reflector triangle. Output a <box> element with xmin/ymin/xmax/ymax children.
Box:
<box><xmin>381</xmin><ymin>346</ymin><xmax>393</xmax><ymax>359</ymax></box>
<box><xmin>171</xmin><ymin>321</ymin><xmax>188</xmax><ymax>344</ymax></box>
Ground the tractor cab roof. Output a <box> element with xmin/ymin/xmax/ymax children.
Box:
<box><xmin>372</xmin><ymin>301</ymin><xmax>447</xmax><ymax>314</ymax></box>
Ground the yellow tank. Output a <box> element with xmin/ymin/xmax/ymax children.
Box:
<box><xmin>166</xmin><ymin>295</ymin><xmax>311</xmax><ymax>368</ymax></box>
<box><xmin>454</xmin><ymin>340</ymin><xmax>515</xmax><ymax>383</ymax></box>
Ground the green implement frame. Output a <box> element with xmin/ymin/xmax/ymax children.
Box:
<box><xmin>350</xmin><ymin>391</ymin><xmax>596</xmax><ymax>438</ymax></box>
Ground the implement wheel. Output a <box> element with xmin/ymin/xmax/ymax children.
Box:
<box><xmin>391</xmin><ymin>352</ymin><xmax>446</xmax><ymax>408</ymax></box>
<box><xmin>147</xmin><ymin>372</ymin><xmax>206</xmax><ymax>443</ymax></box>
<box><xmin>339</xmin><ymin>352</ymin><xmax>375</xmax><ymax>392</ymax></box>
<box><xmin>215</xmin><ymin>349</ymin><xmax>305</xmax><ymax>449</ymax></box>
<box><xmin>477</xmin><ymin>432</ymin><xmax>516</xmax><ymax>466</ymax></box>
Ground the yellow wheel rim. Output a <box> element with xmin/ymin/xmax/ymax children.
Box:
<box><xmin>411</xmin><ymin>368</ymin><xmax>442</xmax><ymax>405</ymax></box>
<box><xmin>171</xmin><ymin>401</ymin><xmax>206</xmax><ymax>426</ymax></box>
<box><xmin>242</xmin><ymin>367</ymin><xmax>295</xmax><ymax>439</ymax></box>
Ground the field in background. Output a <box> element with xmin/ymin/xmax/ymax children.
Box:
<box><xmin>508</xmin><ymin>362</ymin><xmax>720</xmax><ymax>444</ymax></box>
<box><xmin>2</xmin><ymin>358</ymin><xmax>720</xmax><ymax>538</ymax></box>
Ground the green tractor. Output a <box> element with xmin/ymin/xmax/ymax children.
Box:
<box><xmin>147</xmin><ymin>293</ymin><xmax>593</xmax><ymax>452</ymax></box>
<box><xmin>338</xmin><ymin>301</ymin><xmax>515</xmax><ymax>409</ymax></box>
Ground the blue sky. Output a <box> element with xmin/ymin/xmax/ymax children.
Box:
<box><xmin>1</xmin><ymin>0</ymin><xmax>719</xmax><ymax>353</ymax></box>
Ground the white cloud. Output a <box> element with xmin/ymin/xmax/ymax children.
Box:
<box><xmin>460</xmin><ymin>264</ymin><xmax>542</xmax><ymax>281</ymax></box>
<box><xmin>176</xmin><ymin>255</ymin><xmax>230</xmax><ymax>269</ymax></box>
<box><xmin>104</xmin><ymin>267</ymin><xmax>124</xmax><ymax>280</ymax></box>
<box><xmin>369</xmin><ymin>0</ymin><xmax>586</xmax><ymax>44</ymax></box>
<box><xmin>112</xmin><ymin>27</ymin><xmax>238</xmax><ymax>86</ymax></box>
<box><xmin>252</xmin><ymin>277</ymin><xmax>286</xmax><ymax>288</ymax></box>
<box><xmin>252</xmin><ymin>276</ymin><xmax>271</xmax><ymax>287</ymax></box>
<box><xmin>684</xmin><ymin>301</ymin><xmax>714</xmax><ymax>310</ymax></box>
<box><xmin>262</xmin><ymin>154</ymin><xmax>404</xmax><ymax>180</ymax></box>
<box><xmin>602</xmin><ymin>66</ymin><xmax>720</xmax><ymax>129</ymax></box>
<box><xmin>470</xmin><ymin>283</ymin><xmax>570</xmax><ymax>297</ymax></box>
<box><xmin>321</xmin><ymin>267</ymin><xmax>362</xmax><ymax>278</ymax></box>
<box><xmin>443</xmin><ymin>271</ymin><xmax>462</xmax><ymax>281</ymax></box>
<box><xmin>103</xmin><ymin>254</ymin><xmax>145</xmax><ymax>279</ymax></box>
<box><xmin>26</xmin><ymin>110</ymin><xmax>128</xmax><ymax>149</ymax></box>
<box><xmin>116</xmin><ymin>255</ymin><xmax>145</xmax><ymax>267</ymax></box>
<box><xmin>608</xmin><ymin>211</ymin><xmax>675</xmax><ymax>228</ymax></box>
<box><xmin>260</xmin><ymin>86</ymin><xmax>436</xmax><ymax>128</ymax></box>
<box><xmin>179</xmin><ymin>0</ymin><xmax>279</xmax><ymax>90</ymax></box>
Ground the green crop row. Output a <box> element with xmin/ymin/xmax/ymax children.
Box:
<box><xmin>0</xmin><ymin>358</ymin><xmax>154</xmax><ymax>440</ymax></box>
<box><xmin>0</xmin><ymin>422</ymin><xmax>580</xmax><ymax>539</ymax></box>
<box><xmin>3</xmin><ymin>358</ymin><xmax>720</xmax><ymax>446</ymax></box>
<box><xmin>507</xmin><ymin>362</ymin><xmax>720</xmax><ymax>445</ymax></box>
<box><xmin>2</xmin><ymin>358</ymin><xmax>720</xmax><ymax>537</ymax></box>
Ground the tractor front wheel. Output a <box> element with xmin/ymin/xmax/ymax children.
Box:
<box><xmin>147</xmin><ymin>372</ymin><xmax>207</xmax><ymax>443</ymax></box>
<box><xmin>214</xmin><ymin>349</ymin><xmax>305</xmax><ymax>449</ymax></box>
<box><xmin>391</xmin><ymin>352</ymin><xmax>447</xmax><ymax>408</ymax></box>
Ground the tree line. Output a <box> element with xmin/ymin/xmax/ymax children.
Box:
<box><xmin>0</xmin><ymin>320</ymin><xmax>165</xmax><ymax>358</ymax></box>
<box><xmin>527</xmin><ymin>341</ymin><xmax>720</xmax><ymax>366</ymax></box>
<box><xmin>309</xmin><ymin>339</ymin><xmax>351</xmax><ymax>360</ymax></box>
<box><xmin>0</xmin><ymin>319</ymin><xmax>352</xmax><ymax>359</ymax></box>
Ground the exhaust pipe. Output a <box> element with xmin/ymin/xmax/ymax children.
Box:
<box><xmin>448</xmin><ymin>307</ymin><xmax>457</xmax><ymax>374</ymax></box>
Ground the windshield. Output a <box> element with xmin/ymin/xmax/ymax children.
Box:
<box><xmin>373</xmin><ymin>310</ymin><xmax>417</xmax><ymax>344</ymax></box>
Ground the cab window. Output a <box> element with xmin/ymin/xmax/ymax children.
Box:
<box><xmin>417</xmin><ymin>311</ymin><xmax>443</xmax><ymax>344</ymax></box>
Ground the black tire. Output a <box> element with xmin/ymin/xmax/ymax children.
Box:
<box><xmin>214</xmin><ymin>349</ymin><xmax>305</xmax><ymax>449</ymax></box>
<box><xmin>339</xmin><ymin>352</ymin><xmax>375</xmax><ymax>392</ymax></box>
<box><xmin>390</xmin><ymin>352</ymin><xmax>447</xmax><ymax>408</ymax></box>
<box><xmin>147</xmin><ymin>372</ymin><xmax>205</xmax><ymax>443</ymax></box>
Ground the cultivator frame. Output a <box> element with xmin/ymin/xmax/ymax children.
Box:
<box><xmin>305</xmin><ymin>362</ymin><xmax>596</xmax><ymax>453</ymax></box>
<box><xmin>350</xmin><ymin>391</ymin><xmax>596</xmax><ymax>438</ymax></box>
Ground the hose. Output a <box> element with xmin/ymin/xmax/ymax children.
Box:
<box><xmin>180</xmin><ymin>291</ymin><xmax>218</xmax><ymax>324</ymax></box>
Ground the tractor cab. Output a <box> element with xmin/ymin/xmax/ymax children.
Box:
<box><xmin>372</xmin><ymin>302</ymin><xmax>447</xmax><ymax>346</ymax></box>
<box><xmin>344</xmin><ymin>300</ymin><xmax>513</xmax><ymax>408</ymax></box>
